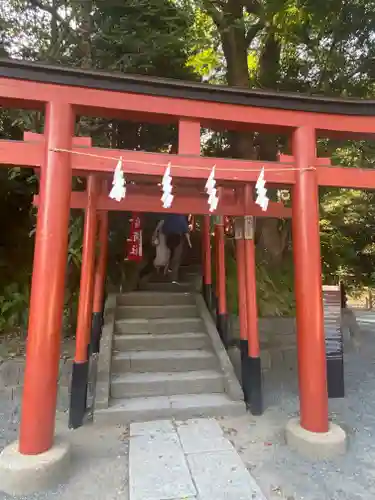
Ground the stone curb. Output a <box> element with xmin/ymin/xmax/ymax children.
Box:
<box><xmin>95</xmin><ymin>294</ymin><xmax>116</xmax><ymax>410</ymax></box>
<box><xmin>195</xmin><ymin>294</ymin><xmax>244</xmax><ymax>402</ymax></box>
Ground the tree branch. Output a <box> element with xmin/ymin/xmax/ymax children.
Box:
<box><xmin>242</xmin><ymin>0</ymin><xmax>262</xmax><ymax>15</ymax></box>
<box><xmin>27</xmin><ymin>0</ymin><xmax>84</xmax><ymax>33</ymax></box>
<box><xmin>245</xmin><ymin>21</ymin><xmax>264</xmax><ymax>47</ymax></box>
<box><xmin>201</xmin><ymin>0</ymin><xmax>224</xmax><ymax>27</ymax></box>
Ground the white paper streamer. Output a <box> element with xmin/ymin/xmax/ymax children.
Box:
<box><xmin>161</xmin><ymin>163</ymin><xmax>174</xmax><ymax>208</ymax></box>
<box><xmin>205</xmin><ymin>166</ymin><xmax>219</xmax><ymax>212</ymax></box>
<box><xmin>109</xmin><ymin>157</ymin><xmax>126</xmax><ymax>202</ymax></box>
<box><xmin>255</xmin><ymin>167</ymin><xmax>269</xmax><ymax>212</ymax></box>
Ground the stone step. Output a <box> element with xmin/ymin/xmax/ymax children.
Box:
<box><xmin>94</xmin><ymin>393</ymin><xmax>246</xmax><ymax>425</ymax></box>
<box><xmin>113</xmin><ymin>332</ymin><xmax>209</xmax><ymax>351</ymax></box>
<box><xmin>116</xmin><ymin>304</ymin><xmax>198</xmax><ymax>320</ymax></box>
<box><xmin>112</xmin><ymin>349</ymin><xmax>218</xmax><ymax>373</ymax></box>
<box><xmin>115</xmin><ymin>317</ymin><xmax>204</xmax><ymax>335</ymax></box>
<box><xmin>180</xmin><ymin>264</ymin><xmax>202</xmax><ymax>274</ymax></box>
<box><xmin>110</xmin><ymin>370</ymin><xmax>224</xmax><ymax>398</ymax></box>
<box><xmin>141</xmin><ymin>282</ymin><xmax>191</xmax><ymax>292</ymax></box>
<box><xmin>117</xmin><ymin>291</ymin><xmax>195</xmax><ymax>307</ymax></box>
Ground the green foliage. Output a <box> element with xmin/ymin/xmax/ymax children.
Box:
<box><xmin>318</xmin><ymin>140</ymin><xmax>375</xmax><ymax>289</ymax></box>
<box><xmin>67</xmin><ymin>215</ymin><xmax>84</xmax><ymax>268</ymax></box>
<box><xmin>211</xmin><ymin>240</ymin><xmax>295</xmax><ymax>318</ymax></box>
<box><xmin>0</xmin><ymin>283</ymin><xmax>30</xmax><ymax>332</ymax></box>
<box><xmin>1</xmin><ymin>0</ymin><xmax>375</xmax><ymax>332</ymax></box>
<box><xmin>226</xmin><ymin>246</ymin><xmax>295</xmax><ymax>317</ymax></box>
<box><xmin>92</xmin><ymin>0</ymin><xmax>195</xmax><ymax>78</ymax></box>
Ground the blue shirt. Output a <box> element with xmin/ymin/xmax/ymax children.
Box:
<box><xmin>162</xmin><ymin>214</ymin><xmax>189</xmax><ymax>235</ymax></box>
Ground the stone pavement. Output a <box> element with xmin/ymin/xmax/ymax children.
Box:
<box><xmin>129</xmin><ymin>418</ymin><xmax>266</xmax><ymax>500</ymax></box>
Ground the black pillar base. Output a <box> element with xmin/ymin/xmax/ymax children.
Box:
<box><xmin>243</xmin><ymin>355</ymin><xmax>263</xmax><ymax>416</ymax></box>
<box><xmin>327</xmin><ymin>358</ymin><xmax>345</xmax><ymax>398</ymax></box>
<box><xmin>90</xmin><ymin>311</ymin><xmax>103</xmax><ymax>355</ymax></box>
<box><xmin>69</xmin><ymin>360</ymin><xmax>89</xmax><ymax>429</ymax></box>
<box><xmin>216</xmin><ymin>312</ymin><xmax>229</xmax><ymax>347</ymax></box>
<box><xmin>240</xmin><ymin>339</ymin><xmax>249</xmax><ymax>403</ymax></box>
<box><xmin>203</xmin><ymin>283</ymin><xmax>213</xmax><ymax>311</ymax></box>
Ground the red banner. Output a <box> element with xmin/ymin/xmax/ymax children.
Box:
<box><xmin>126</xmin><ymin>213</ymin><xmax>143</xmax><ymax>262</ymax></box>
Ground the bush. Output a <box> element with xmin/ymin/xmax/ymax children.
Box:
<box><xmin>0</xmin><ymin>282</ymin><xmax>30</xmax><ymax>333</ymax></box>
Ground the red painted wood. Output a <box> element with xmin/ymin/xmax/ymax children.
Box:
<box><xmin>6</xmin><ymin>137</ymin><xmax>375</xmax><ymax>192</ymax></box>
<box><xmin>202</xmin><ymin>216</ymin><xmax>212</xmax><ymax>286</ymax></box>
<box><xmin>93</xmin><ymin>183</ymin><xmax>109</xmax><ymax>314</ymax></box>
<box><xmin>75</xmin><ymin>175</ymin><xmax>99</xmax><ymax>363</ymax></box>
<box><xmin>0</xmin><ymin>139</ymin><xmax>295</xmax><ymax>183</ymax></box>
<box><xmin>244</xmin><ymin>238</ymin><xmax>259</xmax><ymax>357</ymax></box>
<box><xmin>292</xmin><ymin>126</ymin><xmax>328</xmax><ymax>433</ymax></box>
<box><xmin>72</xmin><ymin>147</ymin><xmax>296</xmax><ymax>185</ymax></box>
<box><xmin>278</xmin><ymin>153</ymin><xmax>331</xmax><ymax>166</ymax></box>
<box><xmin>243</xmin><ymin>185</ymin><xmax>260</xmax><ymax>358</ymax></box>
<box><xmin>216</xmin><ymin>220</ymin><xmax>227</xmax><ymax>315</ymax></box>
<box><xmin>23</xmin><ymin>131</ymin><xmax>92</xmax><ymax>147</ymax></box>
<box><xmin>1</xmin><ymin>76</ymin><xmax>374</xmax><ymax>135</ymax></box>
<box><xmin>317</xmin><ymin>166</ymin><xmax>375</xmax><ymax>189</ymax></box>
<box><xmin>19</xmin><ymin>101</ymin><xmax>74</xmax><ymax>455</ymax></box>
<box><xmin>33</xmin><ymin>192</ymin><xmax>292</xmax><ymax>218</ymax></box>
<box><xmin>236</xmin><ymin>237</ymin><xmax>247</xmax><ymax>341</ymax></box>
<box><xmin>178</xmin><ymin>118</ymin><xmax>201</xmax><ymax>155</ymax></box>
<box><xmin>0</xmin><ymin>140</ymin><xmax>43</xmax><ymax>167</ymax></box>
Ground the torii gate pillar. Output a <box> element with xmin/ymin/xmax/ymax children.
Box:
<box><xmin>0</xmin><ymin>101</ymin><xmax>74</xmax><ymax>495</ymax></box>
<box><xmin>285</xmin><ymin>126</ymin><xmax>347</xmax><ymax>458</ymax></box>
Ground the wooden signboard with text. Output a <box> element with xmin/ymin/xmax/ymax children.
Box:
<box><xmin>322</xmin><ymin>285</ymin><xmax>345</xmax><ymax>398</ymax></box>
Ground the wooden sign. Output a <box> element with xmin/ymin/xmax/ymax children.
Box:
<box><xmin>126</xmin><ymin>213</ymin><xmax>143</xmax><ymax>262</ymax></box>
<box><xmin>322</xmin><ymin>285</ymin><xmax>345</xmax><ymax>398</ymax></box>
<box><xmin>244</xmin><ymin>216</ymin><xmax>254</xmax><ymax>240</ymax></box>
<box><xmin>234</xmin><ymin>217</ymin><xmax>244</xmax><ymax>240</ymax></box>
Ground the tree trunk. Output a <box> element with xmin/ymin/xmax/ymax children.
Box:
<box><xmin>80</xmin><ymin>0</ymin><xmax>92</xmax><ymax>69</ymax></box>
<box><xmin>256</xmin><ymin>32</ymin><xmax>289</xmax><ymax>264</ymax></box>
<box><xmin>215</xmin><ymin>7</ymin><xmax>288</xmax><ymax>264</ymax></box>
<box><xmin>219</xmin><ymin>2</ymin><xmax>257</xmax><ymax>160</ymax></box>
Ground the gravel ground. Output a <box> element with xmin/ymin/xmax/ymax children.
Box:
<box><xmin>1</xmin><ymin>313</ymin><xmax>375</xmax><ymax>499</ymax></box>
<box><xmin>0</xmin><ymin>410</ymin><xmax>129</xmax><ymax>500</ymax></box>
<box><xmin>221</xmin><ymin>317</ymin><xmax>375</xmax><ymax>500</ymax></box>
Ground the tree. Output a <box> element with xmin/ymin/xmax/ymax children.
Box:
<box><xmin>0</xmin><ymin>0</ymin><xmax>199</xmax><ymax>333</ymax></box>
<box><xmin>186</xmin><ymin>0</ymin><xmax>375</xmax><ymax>269</ymax></box>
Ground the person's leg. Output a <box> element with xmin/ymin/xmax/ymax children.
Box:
<box><xmin>170</xmin><ymin>235</ymin><xmax>185</xmax><ymax>282</ymax></box>
<box><xmin>166</xmin><ymin>234</ymin><xmax>179</xmax><ymax>269</ymax></box>
<box><xmin>138</xmin><ymin>246</ymin><xmax>156</xmax><ymax>282</ymax></box>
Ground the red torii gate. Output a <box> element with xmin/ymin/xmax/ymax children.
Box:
<box><xmin>0</xmin><ymin>58</ymin><xmax>374</xmax><ymax>492</ymax></box>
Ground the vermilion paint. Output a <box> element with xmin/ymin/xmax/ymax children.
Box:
<box><xmin>202</xmin><ymin>216</ymin><xmax>212</xmax><ymax>286</ymax></box>
<box><xmin>236</xmin><ymin>238</ymin><xmax>247</xmax><ymax>341</ymax></box>
<box><xmin>243</xmin><ymin>185</ymin><xmax>260</xmax><ymax>358</ymax></box>
<box><xmin>0</xmin><ymin>75</ymin><xmax>372</xmax><ymax>135</ymax></box>
<box><xmin>75</xmin><ymin>175</ymin><xmax>99</xmax><ymax>363</ymax></box>
<box><xmin>292</xmin><ymin>126</ymin><xmax>329</xmax><ymax>433</ymax></box>
<box><xmin>216</xmin><ymin>222</ymin><xmax>227</xmax><ymax>315</ymax></box>
<box><xmin>92</xmin><ymin>207</ymin><xmax>108</xmax><ymax>314</ymax></box>
<box><xmin>32</xmin><ymin>191</ymin><xmax>292</xmax><ymax>218</ymax></box>
<box><xmin>19</xmin><ymin>101</ymin><xmax>74</xmax><ymax>455</ymax></box>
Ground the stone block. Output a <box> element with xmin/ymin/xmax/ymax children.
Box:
<box><xmin>285</xmin><ymin>417</ymin><xmax>347</xmax><ymax>460</ymax></box>
<box><xmin>129</xmin><ymin>431</ymin><xmax>196</xmax><ymax>500</ymax></box>
<box><xmin>176</xmin><ymin>419</ymin><xmax>234</xmax><ymax>454</ymax></box>
<box><xmin>130</xmin><ymin>420</ymin><xmax>175</xmax><ymax>437</ymax></box>
<box><xmin>0</xmin><ymin>438</ymin><xmax>70</xmax><ymax>495</ymax></box>
<box><xmin>187</xmin><ymin>449</ymin><xmax>267</xmax><ymax>500</ymax></box>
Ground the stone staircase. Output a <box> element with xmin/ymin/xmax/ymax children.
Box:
<box><xmin>94</xmin><ymin>270</ymin><xmax>245</xmax><ymax>424</ymax></box>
